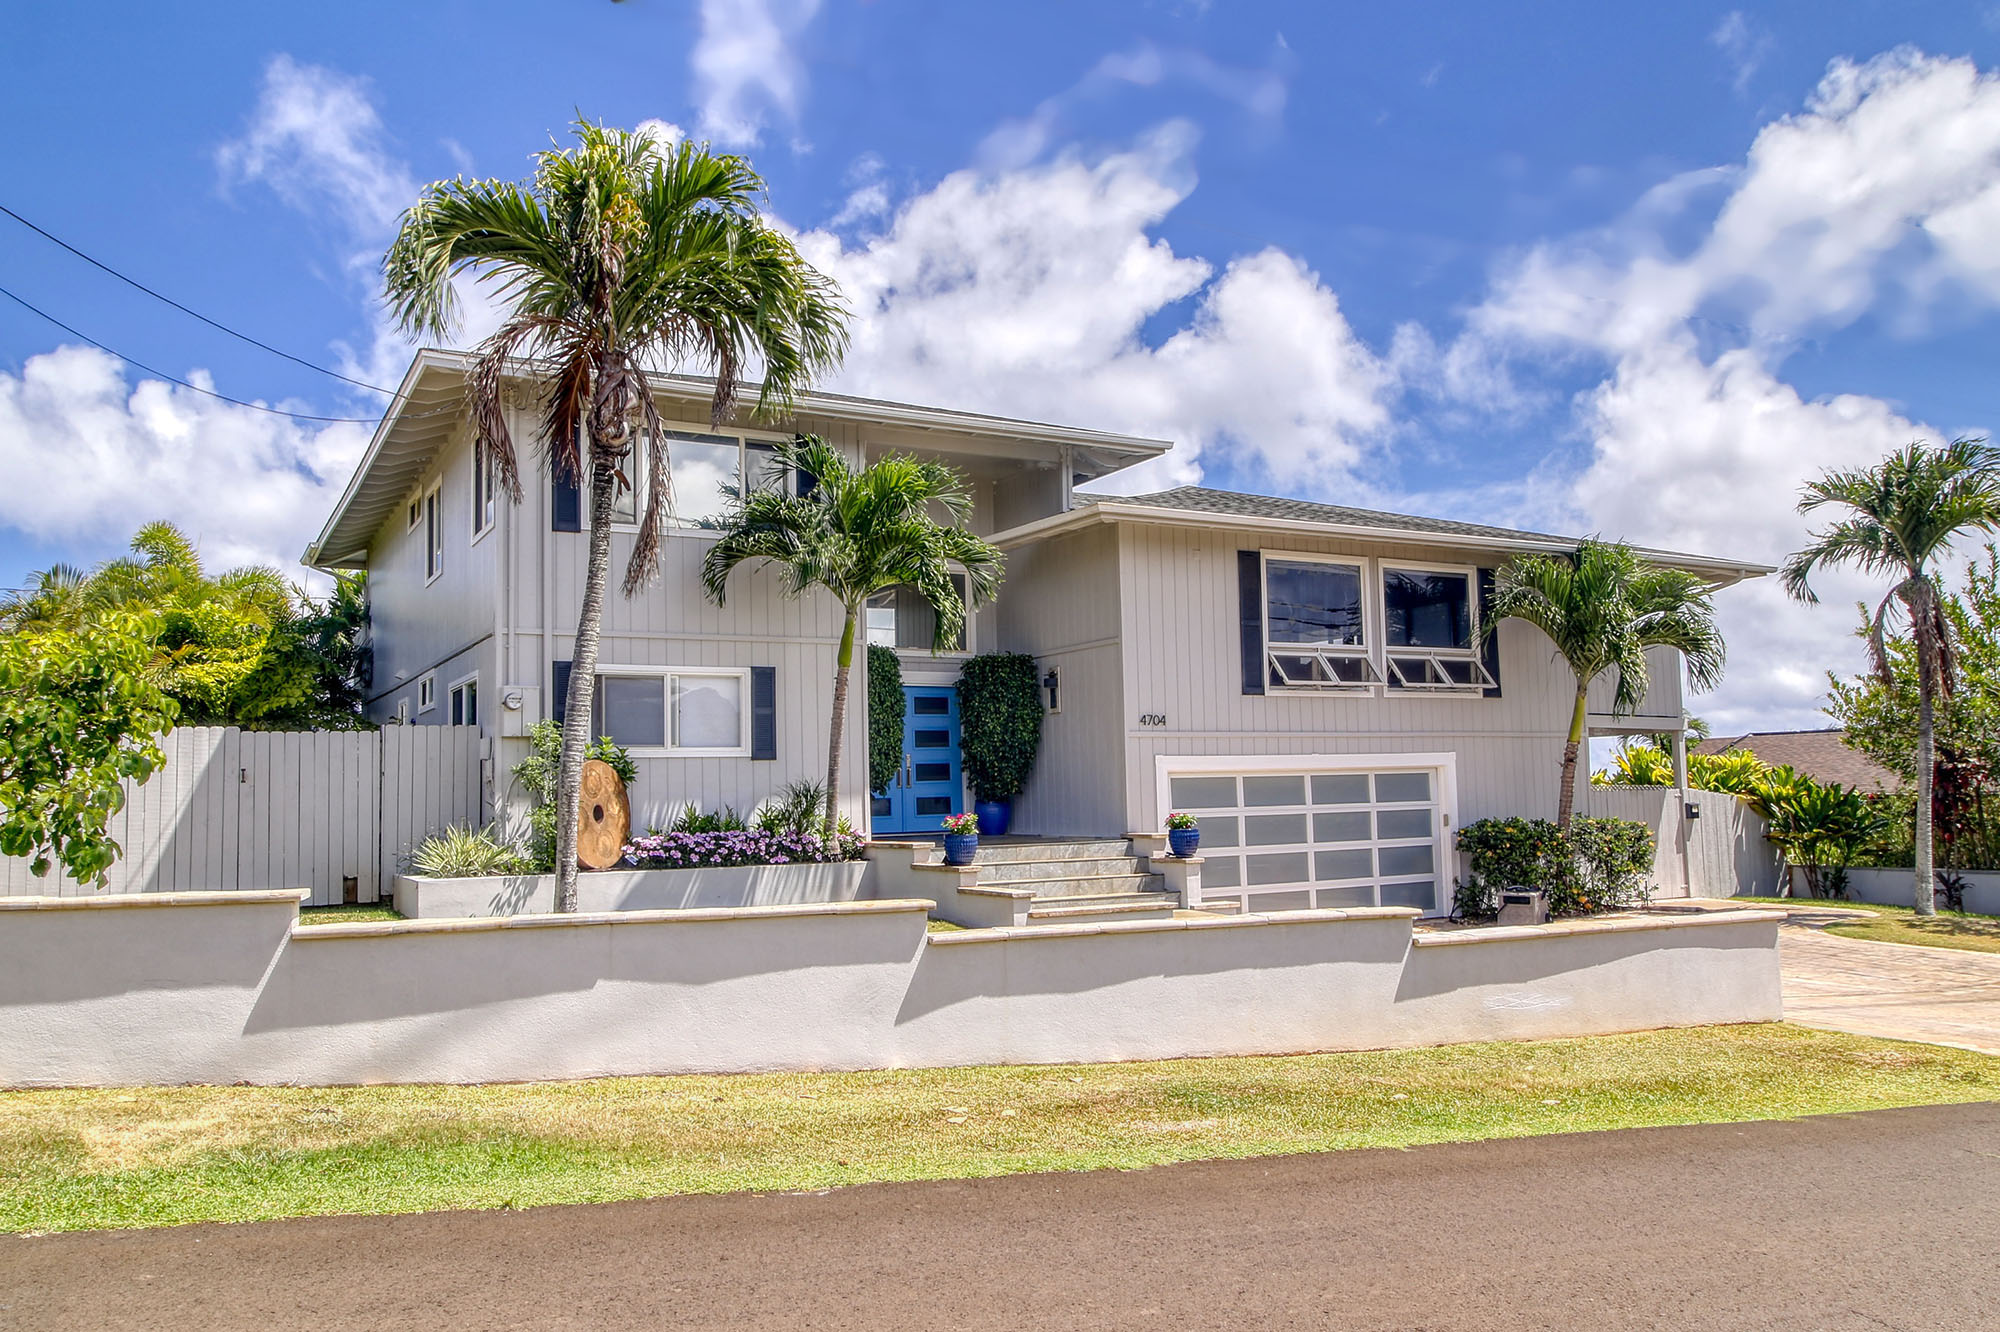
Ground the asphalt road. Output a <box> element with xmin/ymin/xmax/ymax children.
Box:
<box><xmin>4</xmin><ymin>1102</ymin><xmax>1996</xmax><ymax>1331</ymax></box>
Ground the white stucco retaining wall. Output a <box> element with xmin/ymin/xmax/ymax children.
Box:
<box><xmin>394</xmin><ymin>861</ymin><xmax>870</xmax><ymax>918</ymax></box>
<box><xmin>1784</xmin><ymin>866</ymin><xmax>2000</xmax><ymax>917</ymax></box>
<box><xmin>0</xmin><ymin>893</ymin><xmax>1784</xmax><ymax>1088</ymax></box>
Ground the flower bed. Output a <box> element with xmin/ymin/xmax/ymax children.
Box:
<box><xmin>624</xmin><ymin>828</ymin><xmax>867</xmax><ymax>870</ymax></box>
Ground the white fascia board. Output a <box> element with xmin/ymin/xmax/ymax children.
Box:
<box><xmin>302</xmin><ymin>350</ymin><xmax>456</xmax><ymax>569</ymax></box>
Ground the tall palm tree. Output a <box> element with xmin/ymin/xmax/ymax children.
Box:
<box><xmin>383</xmin><ymin>124</ymin><xmax>847</xmax><ymax>911</ymax></box>
<box><xmin>1783</xmin><ymin>438</ymin><xmax>2000</xmax><ymax>915</ymax></box>
<box><xmin>1486</xmin><ymin>539</ymin><xmax>1727</xmax><ymax>827</ymax></box>
<box><xmin>701</xmin><ymin>437</ymin><xmax>1003</xmax><ymax>835</ymax></box>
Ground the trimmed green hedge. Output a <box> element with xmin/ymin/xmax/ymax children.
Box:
<box><xmin>1455</xmin><ymin>816</ymin><xmax>1654</xmax><ymax>918</ymax></box>
<box><xmin>956</xmin><ymin>652</ymin><xmax>1043</xmax><ymax>801</ymax></box>
<box><xmin>866</xmin><ymin>643</ymin><xmax>903</xmax><ymax>796</ymax></box>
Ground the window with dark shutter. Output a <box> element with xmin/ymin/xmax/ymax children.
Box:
<box><xmin>551</xmin><ymin>464</ymin><xmax>581</xmax><ymax>532</ymax></box>
<box><xmin>750</xmin><ymin>666</ymin><xmax>777</xmax><ymax>760</ymax></box>
<box><xmin>1477</xmin><ymin>567</ymin><xmax>1503</xmax><ymax>698</ymax></box>
<box><xmin>551</xmin><ymin>660</ymin><xmax>572</xmax><ymax>724</ymax></box>
<box><xmin>1237</xmin><ymin>550</ymin><xmax>1265</xmax><ymax>696</ymax></box>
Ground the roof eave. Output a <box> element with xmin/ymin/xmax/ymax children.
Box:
<box><xmin>302</xmin><ymin>350</ymin><xmax>458</xmax><ymax>570</ymax></box>
<box><xmin>991</xmin><ymin>500</ymin><xmax>1774</xmax><ymax>582</ymax></box>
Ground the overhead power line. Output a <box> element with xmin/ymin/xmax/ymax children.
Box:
<box><xmin>0</xmin><ymin>200</ymin><xmax>396</xmax><ymax>395</ymax></box>
<box><xmin>0</xmin><ymin>282</ymin><xmax>392</xmax><ymax>424</ymax></box>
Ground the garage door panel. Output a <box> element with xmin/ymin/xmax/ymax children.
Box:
<box><xmin>1171</xmin><ymin>760</ymin><xmax>1447</xmax><ymax>916</ymax></box>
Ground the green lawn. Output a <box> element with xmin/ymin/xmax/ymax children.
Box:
<box><xmin>1735</xmin><ymin>896</ymin><xmax>2000</xmax><ymax>955</ymax></box>
<box><xmin>297</xmin><ymin>903</ymin><xmax>404</xmax><ymax>926</ymax></box>
<box><xmin>2</xmin><ymin>1024</ymin><xmax>1993</xmax><ymax>1234</ymax></box>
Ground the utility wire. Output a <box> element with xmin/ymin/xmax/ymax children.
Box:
<box><xmin>0</xmin><ymin>201</ymin><xmax>396</xmax><ymax>395</ymax></box>
<box><xmin>0</xmin><ymin>282</ymin><xmax>392</xmax><ymax>424</ymax></box>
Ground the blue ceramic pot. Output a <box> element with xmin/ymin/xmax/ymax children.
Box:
<box><xmin>943</xmin><ymin>831</ymin><xmax>979</xmax><ymax>866</ymax></box>
<box><xmin>1168</xmin><ymin>827</ymin><xmax>1201</xmax><ymax>858</ymax></box>
<box><xmin>973</xmin><ymin>798</ymin><xmax>1012</xmax><ymax>836</ymax></box>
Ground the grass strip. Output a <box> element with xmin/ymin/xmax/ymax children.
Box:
<box><xmin>1</xmin><ymin>1024</ymin><xmax>1994</xmax><ymax>1233</ymax></box>
<box><xmin>1736</xmin><ymin>896</ymin><xmax>2000</xmax><ymax>955</ymax></box>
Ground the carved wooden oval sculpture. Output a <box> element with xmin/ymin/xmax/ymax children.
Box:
<box><xmin>576</xmin><ymin>758</ymin><xmax>631</xmax><ymax>871</ymax></box>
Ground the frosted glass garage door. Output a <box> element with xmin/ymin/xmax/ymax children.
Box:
<box><xmin>1167</xmin><ymin>767</ymin><xmax>1444</xmax><ymax>915</ymax></box>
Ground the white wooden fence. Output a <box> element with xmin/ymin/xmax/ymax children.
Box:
<box><xmin>0</xmin><ymin>726</ymin><xmax>486</xmax><ymax>905</ymax></box>
<box><xmin>1584</xmin><ymin>785</ymin><xmax>1784</xmax><ymax>899</ymax></box>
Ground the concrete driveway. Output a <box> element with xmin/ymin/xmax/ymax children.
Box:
<box><xmin>1776</xmin><ymin>909</ymin><xmax>2000</xmax><ymax>1055</ymax></box>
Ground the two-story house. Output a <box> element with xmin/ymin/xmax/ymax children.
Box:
<box><xmin>307</xmin><ymin>349</ymin><xmax>1766</xmax><ymax>916</ymax></box>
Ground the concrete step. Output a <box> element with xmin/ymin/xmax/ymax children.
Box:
<box><xmin>1003</xmin><ymin>872</ymin><xmax>1163</xmax><ymax>899</ymax></box>
<box><xmin>1026</xmin><ymin>892</ymin><xmax>1179</xmax><ymax>924</ymax></box>
<box><xmin>969</xmin><ymin>839</ymin><xmax>1134</xmax><ymax>864</ymax></box>
<box><xmin>977</xmin><ymin>856</ymin><xmax>1150</xmax><ymax>882</ymax></box>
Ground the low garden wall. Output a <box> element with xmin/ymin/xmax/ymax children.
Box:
<box><xmin>394</xmin><ymin>861</ymin><xmax>870</xmax><ymax>919</ymax></box>
<box><xmin>1783</xmin><ymin>866</ymin><xmax>2000</xmax><ymax>916</ymax></box>
<box><xmin>0</xmin><ymin>893</ymin><xmax>1784</xmax><ymax>1088</ymax></box>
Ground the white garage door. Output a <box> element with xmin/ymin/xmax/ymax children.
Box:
<box><xmin>1165</xmin><ymin>762</ymin><xmax>1450</xmax><ymax>915</ymax></box>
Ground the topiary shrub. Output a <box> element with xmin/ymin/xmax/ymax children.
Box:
<box><xmin>955</xmin><ymin>652</ymin><xmax>1043</xmax><ymax>801</ymax></box>
<box><xmin>866</xmin><ymin>643</ymin><xmax>903</xmax><ymax>795</ymax></box>
<box><xmin>1454</xmin><ymin>815</ymin><xmax>1656</xmax><ymax>918</ymax></box>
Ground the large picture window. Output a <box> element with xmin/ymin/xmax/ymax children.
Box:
<box><xmin>1383</xmin><ymin>568</ymin><xmax>1470</xmax><ymax>650</ymax></box>
<box><xmin>590</xmin><ymin>668</ymin><xmax>750</xmax><ymax>755</ymax></box>
<box><xmin>1257</xmin><ymin>553</ymin><xmax>1492</xmax><ymax>694</ymax></box>
<box><xmin>1263</xmin><ymin>556</ymin><xmax>1377</xmax><ymax>688</ymax></box>
<box><xmin>604</xmin><ymin>430</ymin><xmax>797</xmax><ymax>529</ymax></box>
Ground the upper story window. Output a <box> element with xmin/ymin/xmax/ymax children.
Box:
<box><xmin>422</xmin><ymin>482</ymin><xmax>443</xmax><ymax>583</ymax></box>
<box><xmin>1260</xmin><ymin>553</ymin><xmax>1491</xmax><ymax>694</ymax></box>
<box><xmin>866</xmin><ymin>573</ymin><xmax>970</xmax><ymax>654</ymax></box>
<box><xmin>1264</xmin><ymin>556</ymin><xmax>1379</xmax><ymax>688</ymax></box>
<box><xmin>605</xmin><ymin>430</ymin><xmax>795</xmax><ymax>528</ymax></box>
<box><xmin>471</xmin><ymin>439</ymin><xmax>496</xmax><ymax>539</ymax></box>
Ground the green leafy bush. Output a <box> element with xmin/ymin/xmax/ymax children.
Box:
<box><xmin>866</xmin><ymin>643</ymin><xmax>903</xmax><ymax>795</ymax></box>
<box><xmin>408</xmin><ymin>825</ymin><xmax>533</xmax><ymax>878</ymax></box>
<box><xmin>1454</xmin><ymin>815</ymin><xmax>1656</xmax><ymax>918</ymax></box>
<box><xmin>754</xmin><ymin>779</ymin><xmax>829</xmax><ymax>834</ymax></box>
<box><xmin>510</xmin><ymin>719</ymin><xmax>638</xmax><ymax>871</ymax></box>
<box><xmin>956</xmin><ymin>652</ymin><xmax>1043</xmax><ymax>801</ymax></box>
<box><xmin>668</xmin><ymin>804</ymin><xmax>749</xmax><ymax>834</ymax></box>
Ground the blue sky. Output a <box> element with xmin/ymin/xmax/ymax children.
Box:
<box><xmin>4</xmin><ymin>1</ymin><xmax>2000</xmax><ymax>731</ymax></box>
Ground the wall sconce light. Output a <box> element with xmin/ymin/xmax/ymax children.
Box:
<box><xmin>1685</xmin><ymin>802</ymin><xmax>1701</xmax><ymax>821</ymax></box>
<box><xmin>1042</xmin><ymin>667</ymin><xmax>1061</xmax><ymax>713</ymax></box>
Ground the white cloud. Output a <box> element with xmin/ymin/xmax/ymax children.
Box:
<box><xmin>0</xmin><ymin>347</ymin><xmax>369</xmax><ymax>576</ymax></box>
<box><xmin>794</xmin><ymin>123</ymin><xmax>1393</xmax><ymax>494</ymax></box>
<box><xmin>1451</xmin><ymin>49</ymin><xmax>2000</xmax><ymax>731</ymax></box>
<box><xmin>691</xmin><ymin>0</ymin><xmax>822</xmax><ymax>147</ymax></box>
<box><xmin>1710</xmin><ymin>12</ymin><xmax>1772</xmax><ymax>95</ymax></box>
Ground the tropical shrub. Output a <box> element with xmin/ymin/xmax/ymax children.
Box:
<box><xmin>754</xmin><ymin>779</ymin><xmax>832</xmax><ymax>834</ymax></box>
<box><xmin>511</xmin><ymin>720</ymin><xmax>637</xmax><ymax>871</ymax></box>
<box><xmin>624</xmin><ymin>827</ymin><xmax>865</xmax><ymax>868</ymax></box>
<box><xmin>1758</xmin><ymin>777</ymin><xmax>1888</xmax><ymax>899</ymax></box>
<box><xmin>866</xmin><ymin>643</ymin><xmax>904</xmax><ymax>795</ymax></box>
<box><xmin>1454</xmin><ymin>815</ymin><xmax>1656</xmax><ymax>918</ymax></box>
<box><xmin>408</xmin><ymin>825</ymin><xmax>533</xmax><ymax>878</ymax></box>
<box><xmin>0</xmin><ymin>610</ymin><xmax>179</xmax><ymax>884</ymax></box>
<box><xmin>956</xmin><ymin>652</ymin><xmax>1043</xmax><ymax>802</ymax></box>
<box><xmin>668</xmin><ymin>804</ymin><xmax>749</xmax><ymax>834</ymax></box>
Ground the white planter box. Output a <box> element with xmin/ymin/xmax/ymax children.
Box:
<box><xmin>394</xmin><ymin>860</ymin><xmax>871</xmax><ymax>919</ymax></box>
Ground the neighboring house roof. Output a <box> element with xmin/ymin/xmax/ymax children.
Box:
<box><xmin>306</xmin><ymin>349</ymin><xmax>1171</xmax><ymax>569</ymax></box>
<box><xmin>991</xmin><ymin>485</ymin><xmax>1772</xmax><ymax>584</ymax></box>
<box><xmin>1693</xmin><ymin>729</ymin><xmax>1897</xmax><ymax>791</ymax></box>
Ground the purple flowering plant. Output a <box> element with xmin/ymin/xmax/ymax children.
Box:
<box><xmin>624</xmin><ymin>826</ymin><xmax>867</xmax><ymax>869</ymax></box>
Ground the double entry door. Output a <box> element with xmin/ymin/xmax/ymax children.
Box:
<box><xmin>870</xmin><ymin>685</ymin><xmax>964</xmax><ymax>835</ymax></box>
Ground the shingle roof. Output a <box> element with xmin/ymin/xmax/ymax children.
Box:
<box><xmin>1091</xmin><ymin>487</ymin><xmax>1579</xmax><ymax>545</ymax></box>
<box><xmin>1693</xmin><ymin>729</ymin><xmax>1898</xmax><ymax>792</ymax></box>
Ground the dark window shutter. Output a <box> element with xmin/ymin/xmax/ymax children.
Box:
<box><xmin>551</xmin><ymin>466</ymin><xmax>581</xmax><ymax>532</ymax></box>
<box><xmin>552</xmin><ymin>660</ymin><xmax>572</xmax><ymax>724</ymax></box>
<box><xmin>750</xmin><ymin>666</ymin><xmax>777</xmax><ymax>760</ymax></box>
<box><xmin>1237</xmin><ymin>550</ymin><xmax>1265</xmax><ymax>696</ymax></box>
<box><xmin>1477</xmin><ymin>567</ymin><xmax>1503</xmax><ymax>698</ymax></box>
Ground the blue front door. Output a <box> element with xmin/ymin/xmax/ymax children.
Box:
<box><xmin>871</xmin><ymin>685</ymin><xmax>964</xmax><ymax>835</ymax></box>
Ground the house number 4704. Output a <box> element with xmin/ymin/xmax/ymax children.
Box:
<box><xmin>1139</xmin><ymin>713</ymin><xmax>1168</xmax><ymax>727</ymax></box>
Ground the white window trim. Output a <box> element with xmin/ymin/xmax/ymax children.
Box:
<box><xmin>447</xmin><ymin>671</ymin><xmax>478</xmax><ymax>727</ymax></box>
<box><xmin>593</xmin><ymin>664</ymin><xmax>753</xmax><ymax>757</ymax></box>
<box><xmin>1261</xmin><ymin>551</ymin><xmax>1377</xmax><ymax>694</ymax></box>
<box><xmin>406</xmin><ymin>495</ymin><xmax>423</xmax><ymax>533</ymax></box>
<box><xmin>422</xmin><ymin>480</ymin><xmax>444</xmax><ymax>586</ymax></box>
<box><xmin>417</xmin><ymin>673</ymin><xmax>437</xmax><ymax>713</ymax></box>
<box><xmin>470</xmin><ymin>440</ymin><xmax>496</xmax><ymax>545</ymax></box>
<box><xmin>1378</xmin><ymin>560</ymin><xmax>1489</xmax><ymax>697</ymax></box>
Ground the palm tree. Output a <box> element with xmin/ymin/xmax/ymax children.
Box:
<box><xmin>1783</xmin><ymin>438</ymin><xmax>2000</xmax><ymax>915</ymax></box>
<box><xmin>700</xmin><ymin>437</ymin><xmax>1003</xmax><ymax>835</ymax></box>
<box><xmin>382</xmin><ymin>123</ymin><xmax>847</xmax><ymax>911</ymax></box>
<box><xmin>1486</xmin><ymin>539</ymin><xmax>1727</xmax><ymax>827</ymax></box>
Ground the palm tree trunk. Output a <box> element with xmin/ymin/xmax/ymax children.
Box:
<box><xmin>555</xmin><ymin>456</ymin><xmax>618</xmax><ymax>913</ymax></box>
<box><xmin>823</xmin><ymin>606</ymin><xmax>856</xmax><ymax>838</ymax></box>
<box><xmin>1556</xmin><ymin>682</ymin><xmax>1590</xmax><ymax>828</ymax></box>
<box><xmin>1914</xmin><ymin>618</ymin><xmax>1939</xmax><ymax>917</ymax></box>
